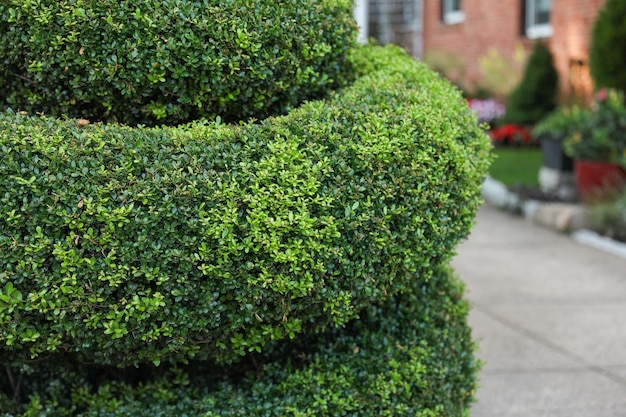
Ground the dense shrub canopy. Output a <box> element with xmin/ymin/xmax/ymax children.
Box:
<box><xmin>590</xmin><ymin>0</ymin><xmax>626</xmax><ymax>93</ymax></box>
<box><xmin>503</xmin><ymin>41</ymin><xmax>559</xmax><ymax>125</ymax></box>
<box><xmin>1</xmin><ymin>265</ymin><xmax>478</xmax><ymax>417</ymax></box>
<box><xmin>0</xmin><ymin>45</ymin><xmax>491</xmax><ymax>369</ymax></box>
<box><xmin>0</xmin><ymin>0</ymin><xmax>357</xmax><ymax>126</ymax></box>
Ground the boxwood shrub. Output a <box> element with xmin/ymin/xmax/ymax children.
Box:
<box><xmin>1</xmin><ymin>265</ymin><xmax>478</xmax><ymax>417</ymax></box>
<box><xmin>0</xmin><ymin>44</ymin><xmax>491</xmax><ymax>414</ymax></box>
<box><xmin>0</xmin><ymin>0</ymin><xmax>356</xmax><ymax>126</ymax></box>
<box><xmin>0</xmin><ymin>44</ymin><xmax>490</xmax><ymax>369</ymax></box>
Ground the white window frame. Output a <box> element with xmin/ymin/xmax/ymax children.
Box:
<box><xmin>354</xmin><ymin>0</ymin><xmax>368</xmax><ymax>44</ymax></box>
<box><xmin>442</xmin><ymin>0</ymin><xmax>464</xmax><ymax>25</ymax></box>
<box><xmin>525</xmin><ymin>0</ymin><xmax>553</xmax><ymax>39</ymax></box>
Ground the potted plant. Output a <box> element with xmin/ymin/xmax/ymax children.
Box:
<box><xmin>533</xmin><ymin>106</ymin><xmax>586</xmax><ymax>172</ymax></box>
<box><xmin>572</xmin><ymin>0</ymin><xmax>626</xmax><ymax>203</ymax></box>
<box><xmin>532</xmin><ymin>106</ymin><xmax>587</xmax><ymax>200</ymax></box>
<box><xmin>564</xmin><ymin>89</ymin><xmax>626</xmax><ymax>202</ymax></box>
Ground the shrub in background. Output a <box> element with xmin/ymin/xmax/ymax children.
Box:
<box><xmin>503</xmin><ymin>41</ymin><xmax>559</xmax><ymax>125</ymax></box>
<box><xmin>423</xmin><ymin>49</ymin><xmax>467</xmax><ymax>91</ymax></box>
<box><xmin>588</xmin><ymin>190</ymin><xmax>626</xmax><ymax>242</ymax></box>
<box><xmin>0</xmin><ymin>44</ymin><xmax>491</xmax><ymax>414</ymax></box>
<box><xmin>590</xmin><ymin>0</ymin><xmax>626</xmax><ymax>93</ymax></box>
<box><xmin>532</xmin><ymin>105</ymin><xmax>585</xmax><ymax>172</ymax></box>
<box><xmin>476</xmin><ymin>44</ymin><xmax>527</xmax><ymax>100</ymax></box>
<box><xmin>0</xmin><ymin>0</ymin><xmax>356</xmax><ymax>126</ymax></box>
<box><xmin>533</xmin><ymin>105</ymin><xmax>588</xmax><ymax>140</ymax></box>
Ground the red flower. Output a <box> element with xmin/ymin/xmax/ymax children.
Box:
<box><xmin>489</xmin><ymin>124</ymin><xmax>532</xmax><ymax>145</ymax></box>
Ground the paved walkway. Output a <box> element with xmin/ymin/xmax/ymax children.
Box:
<box><xmin>452</xmin><ymin>204</ymin><xmax>626</xmax><ymax>417</ymax></box>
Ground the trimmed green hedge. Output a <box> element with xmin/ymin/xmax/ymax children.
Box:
<box><xmin>503</xmin><ymin>41</ymin><xmax>558</xmax><ymax>125</ymax></box>
<box><xmin>0</xmin><ymin>0</ymin><xmax>356</xmax><ymax>126</ymax></box>
<box><xmin>590</xmin><ymin>0</ymin><xmax>626</xmax><ymax>93</ymax></box>
<box><xmin>1</xmin><ymin>44</ymin><xmax>490</xmax><ymax>415</ymax></box>
<box><xmin>1</xmin><ymin>265</ymin><xmax>478</xmax><ymax>417</ymax></box>
<box><xmin>0</xmin><ymin>45</ymin><xmax>490</xmax><ymax>369</ymax></box>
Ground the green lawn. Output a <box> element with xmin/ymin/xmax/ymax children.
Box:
<box><xmin>489</xmin><ymin>147</ymin><xmax>543</xmax><ymax>187</ymax></box>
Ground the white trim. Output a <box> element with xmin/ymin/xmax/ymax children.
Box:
<box><xmin>443</xmin><ymin>10</ymin><xmax>465</xmax><ymax>25</ymax></box>
<box><xmin>572</xmin><ymin>230</ymin><xmax>626</xmax><ymax>260</ymax></box>
<box><xmin>415</xmin><ymin>0</ymin><xmax>424</xmax><ymax>58</ymax></box>
<box><xmin>526</xmin><ymin>23</ymin><xmax>554</xmax><ymax>39</ymax></box>
<box><xmin>354</xmin><ymin>0</ymin><xmax>368</xmax><ymax>44</ymax></box>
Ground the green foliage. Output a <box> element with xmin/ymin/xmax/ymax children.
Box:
<box><xmin>476</xmin><ymin>44</ymin><xmax>527</xmax><ymax>100</ymax></box>
<box><xmin>588</xmin><ymin>190</ymin><xmax>626</xmax><ymax>242</ymax></box>
<box><xmin>590</xmin><ymin>0</ymin><xmax>626</xmax><ymax>93</ymax></box>
<box><xmin>1</xmin><ymin>265</ymin><xmax>479</xmax><ymax>417</ymax></box>
<box><xmin>423</xmin><ymin>49</ymin><xmax>467</xmax><ymax>91</ymax></box>
<box><xmin>503</xmin><ymin>42</ymin><xmax>559</xmax><ymax>125</ymax></box>
<box><xmin>0</xmin><ymin>45</ymin><xmax>490</xmax><ymax>369</ymax></box>
<box><xmin>0</xmin><ymin>0</ymin><xmax>357</xmax><ymax>126</ymax></box>
<box><xmin>563</xmin><ymin>89</ymin><xmax>626</xmax><ymax>165</ymax></box>
<box><xmin>533</xmin><ymin>105</ymin><xmax>588</xmax><ymax>139</ymax></box>
<box><xmin>0</xmin><ymin>44</ymin><xmax>490</xmax><ymax>414</ymax></box>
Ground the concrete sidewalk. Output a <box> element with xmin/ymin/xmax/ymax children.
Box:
<box><xmin>452</xmin><ymin>204</ymin><xmax>626</xmax><ymax>417</ymax></box>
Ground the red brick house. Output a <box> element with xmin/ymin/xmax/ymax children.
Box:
<box><xmin>362</xmin><ymin>0</ymin><xmax>606</xmax><ymax>100</ymax></box>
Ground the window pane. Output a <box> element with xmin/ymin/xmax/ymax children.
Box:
<box><xmin>535</xmin><ymin>0</ymin><xmax>551</xmax><ymax>25</ymax></box>
<box><xmin>443</xmin><ymin>0</ymin><xmax>461</xmax><ymax>13</ymax></box>
<box><xmin>403</xmin><ymin>0</ymin><xmax>415</xmax><ymax>22</ymax></box>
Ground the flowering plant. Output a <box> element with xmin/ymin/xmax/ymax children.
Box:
<box><xmin>468</xmin><ymin>98</ymin><xmax>505</xmax><ymax>126</ymax></box>
<box><xmin>563</xmin><ymin>88</ymin><xmax>626</xmax><ymax>166</ymax></box>
<box><xmin>489</xmin><ymin>123</ymin><xmax>532</xmax><ymax>145</ymax></box>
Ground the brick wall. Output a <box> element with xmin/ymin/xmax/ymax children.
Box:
<box><xmin>550</xmin><ymin>0</ymin><xmax>605</xmax><ymax>101</ymax></box>
<box><xmin>422</xmin><ymin>0</ymin><xmax>605</xmax><ymax>100</ymax></box>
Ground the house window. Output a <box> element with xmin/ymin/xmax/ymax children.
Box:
<box><xmin>525</xmin><ymin>0</ymin><xmax>553</xmax><ymax>38</ymax></box>
<box><xmin>442</xmin><ymin>0</ymin><xmax>464</xmax><ymax>25</ymax></box>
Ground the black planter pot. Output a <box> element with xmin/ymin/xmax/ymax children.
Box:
<box><xmin>540</xmin><ymin>133</ymin><xmax>573</xmax><ymax>172</ymax></box>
